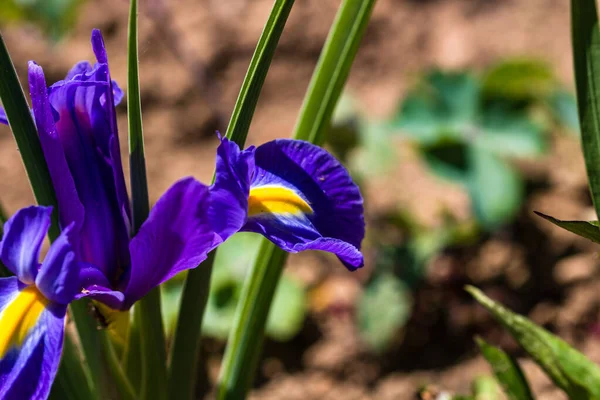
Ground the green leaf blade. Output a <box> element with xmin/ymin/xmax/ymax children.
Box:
<box><xmin>124</xmin><ymin>0</ymin><xmax>168</xmax><ymax>398</ymax></box>
<box><xmin>535</xmin><ymin>212</ymin><xmax>600</xmax><ymax>243</ymax></box>
<box><xmin>467</xmin><ymin>286</ymin><xmax>600</xmax><ymax>399</ymax></box>
<box><xmin>476</xmin><ymin>337</ymin><xmax>534</xmax><ymax>400</ymax></box>
<box><xmin>571</xmin><ymin>0</ymin><xmax>600</xmax><ymax>218</ymax></box>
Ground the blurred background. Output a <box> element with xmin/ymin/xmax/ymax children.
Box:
<box><xmin>0</xmin><ymin>0</ymin><xmax>594</xmax><ymax>398</ymax></box>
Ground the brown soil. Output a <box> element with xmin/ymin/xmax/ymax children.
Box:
<box><xmin>0</xmin><ymin>0</ymin><xmax>597</xmax><ymax>399</ymax></box>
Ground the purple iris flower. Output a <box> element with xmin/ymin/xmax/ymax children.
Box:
<box><xmin>0</xmin><ymin>29</ymin><xmax>244</xmax><ymax>312</ymax></box>
<box><xmin>0</xmin><ymin>206</ymin><xmax>82</xmax><ymax>399</ymax></box>
<box><xmin>212</xmin><ymin>136</ymin><xmax>365</xmax><ymax>270</ymax></box>
<box><xmin>0</xmin><ymin>27</ymin><xmax>364</xmax><ymax>399</ymax></box>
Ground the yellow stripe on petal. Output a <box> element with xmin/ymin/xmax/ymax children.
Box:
<box><xmin>248</xmin><ymin>186</ymin><xmax>313</xmax><ymax>217</ymax></box>
<box><xmin>0</xmin><ymin>286</ymin><xmax>49</xmax><ymax>358</ymax></box>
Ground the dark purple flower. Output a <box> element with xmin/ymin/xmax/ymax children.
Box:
<box><xmin>0</xmin><ymin>206</ymin><xmax>83</xmax><ymax>399</ymax></box>
<box><xmin>210</xmin><ymin>136</ymin><xmax>365</xmax><ymax>270</ymax></box>
<box><xmin>0</xmin><ymin>30</ymin><xmax>244</xmax><ymax>311</ymax></box>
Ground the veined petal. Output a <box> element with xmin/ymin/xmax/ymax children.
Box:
<box><xmin>209</xmin><ymin>136</ymin><xmax>255</xmax><ymax>240</ymax></box>
<box><xmin>242</xmin><ymin>139</ymin><xmax>365</xmax><ymax>270</ymax></box>
<box><xmin>28</xmin><ymin>61</ymin><xmax>85</xmax><ymax>242</ymax></box>
<box><xmin>35</xmin><ymin>225</ymin><xmax>80</xmax><ymax>305</ymax></box>
<box><xmin>0</xmin><ymin>206</ymin><xmax>52</xmax><ymax>284</ymax></box>
<box><xmin>124</xmin><ymin>178</ymin><xmax>220</xmax><ymax>308</ymax></box>
<box><xmin>0</xmin><ymin>278</ymin><xmax>66</xmax><ymax>400</ymax></box>
<box><xmin>47</xmin><ymin>72</ymin><xmax>128</xmax><ymax>278</ymax></box>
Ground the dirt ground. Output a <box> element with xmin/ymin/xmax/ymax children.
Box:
<box><xmin>0</xmin><ymin>0</ymin><xmax>597</xmax><ymax>398</ymax></box>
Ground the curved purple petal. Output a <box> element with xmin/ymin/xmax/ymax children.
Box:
<box><xmin>0</xmin><ymin>107</ymin><xmax>7</xmax><ymax>125</ymax></box>
<box><xmin>28</xmin><ymin>61</ymin><xmax>85</xmax><ymax>241</ymax></box>
<box><xmin>76</xmin><ymin>263</ymin><xmax>125</xmax><ymax>309</ymax></box>
<box><xmin>0</xmin><ymin>206</ymin><xmax>52</xmax><ymax>284</ymax></box>
<box><xmin>124</xmin><ymin>178</ymin><xmax>221</xmax><ymax>308</ymax></box>
<box><xmin>77</xmin><ymin>287</ymin><xmax>125</xmax><ymax>310</ymax></box>
<box><xmin>242</xmin><ymin>139</ymin><xmax>365</xmax><ymax>270</ymax></box>
<box><xmin>0</xmin><ymin>289</ymin><xmax>66</xmax><ymax>400</ymax></box>
<box><xmin>35</xmin><ymin>225</ymin><xmax>81</xmax><ymax>305</ymax></box>
<box><xmin>209</xmin><ymin>136</ymin><xmax>255</xmax><ymax>240</ymax></box>
<box><xmin>65</xmin><ymin>61</ymin><xmax>92</xmax><ymax>80</ymax></box>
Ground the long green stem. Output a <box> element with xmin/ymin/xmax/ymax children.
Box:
<box><xmin>167</xmin><ymin>252</ymin><xmax>214</xmax><ymax>399</ymax></box>
<box><xmin>166</xmin><ymin>1</ymin><xmax>295</xmax><ymax>399</ymax></box>
<box><xmin>216</xmin><ymin>1</ymin><xmax>376</xmax><ymax>398</ymax></box>
<box><xmin>125</xmin><ymin>0</ymin><xmax>168</xmax><ymax>398</ymax></box>
<box><xmin>216</xmin><ymin>243</ymin><xmax>285</xmax><ymax>399</ymax></box>
<box><xmin>101</xmin><ymin>331</ymin><xmax>137</xmax><ymax>400</ymax></box>
<box><xmin>571</xmin><ymin>0</ymin><xmax>600</xmax><ymax>218</ymax></box>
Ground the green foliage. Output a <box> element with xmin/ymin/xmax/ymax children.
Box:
<box><xmin>161</xmin><ymin>233</ymin><xmax>307</xmax><ymax>342</ymax></box>
<box><xmin>471</xmin><ymin>376</ymin><xmax>501</xmax><ymax>400</ymax></box>
<box><xmin>476</xmin><ymin>338</ymin><xmax>534</xmax><ymax>400</ymax></box>
<box><xmin>0</xmin><ymin>0</ymin><xmax>83</xmax><ymax>38</ymax></box>
<box><xmin>205</xmin><ymin>233</ymin><xmax>307</xmax><ymax>342</ymax></box>
<box><xmin>357</xmin><ymin>273</ymin><xmax>411</xmax><ymax>351</ymax></box>
<box><xmin>391</xmin><ymin>69</ymin><xmax>551</xmax><ymax>228</ymax></box>
<box><xmin>468</xmin><ymin>286</ymin><xmax>600</xmax><ymax>399</ymax></box>
<box><xmin>482</xmin><ymin>59</ymin><xmax>556</xmax><ymax>101</ymax></box>
<box><xmin>535</xmin><ymin>212</ymin><xmax>600</xmax><ymax>243</ymax></box>
<box><xmin>572</xmin><ymin>0</ymin><xmax>600</xmax><ymax>219</ymax></box>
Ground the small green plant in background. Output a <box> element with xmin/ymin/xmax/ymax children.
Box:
<box><xmin>329</xmin><ymin>60</ymin><xmax>578</xmax><ymax>230</ymax></box>
<box><xmin>391</xmin><ymin>62</ymin><xmax>576</xmax><ymax>229</ymax></box>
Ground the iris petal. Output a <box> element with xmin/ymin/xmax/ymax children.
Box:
<box><xmin>209</xmin><ymin>135</ymin><xmax>255</xmax><ymax>240</ymax></box>
<box><xmin>125</xmin><ymin>178</ymin><xmax>220</xmax><ymax>308</ymax></box>
<box><xmin>0</xmin><ymin>206</ymin><xmax>52</xmax><ymax>284</ymax></box>
<box><xmin>35</xmin><ymin>225</ymin><xmax>81</xmax><ymax>305</ymax></box>
<box><xmin>28</xmin><ymin>62</ymin><xmax>86</xmax><ymax>247</ymax></box>
<box><xmin>244</xmin><ymin>139</ymin><xmax>365</xmax><ymax>270</ymax></box>
<box><xmin>0</xmin><ymin>278</ymin><xmax>66</xmax><ymax>400</ymax></box>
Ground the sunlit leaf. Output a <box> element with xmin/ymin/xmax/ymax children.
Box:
<box><xmin>534</xmin><ymin>212</ymin><xmax>600</xmax><ymax>243</ymax></box>
<box><xmin>468</xmin><ymin>146</ymin><xmax>523</xmax><ymax>228</ymax></box>
<box><xmin>476</xmin><ymin>337</ymin><xmax>534</xmax><ymax>400</ymax></box>
<box><xmin>471</xmin><ymin>375</ymin><xmax>501</xmax><ymax>400</ymax></box>
<box><xmin>477</xmin><ymin>107</ymin><xmax>546</xmax><ymax>158</ymax></box>
<box><xmin>392</xmin><ymin>71</ymin><xmax>480</xmax><ymax>144</ymax></box>
<box><xmin>468</xmin><ymin>286</ymin><xmax>600</xmax><ymax>399</ymax></box>
<box><xmin>572</xmin><ymin>0</ymin><xmax>600</xmax><ymax>218</ymax></box>
<box><xmin>482</xmin><ymin>59</ymin><xmax>556</xmax><ymax>101</ymax></box>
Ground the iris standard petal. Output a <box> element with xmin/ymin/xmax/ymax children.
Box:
<box><xmin>209</xmin><ymin>136</ymin><xmax>255</xmax><ymax>240</ymax></box>
<box><xmin>242</xmin><ymin>139</ymin><xmax>365</xmax><ymax>270</ymax></box>
<box><xmin>89</xmin><ymin>29</ymin><xmax>129</xmax><ymax>224</ymax></box>
<box><xmin>124</xmin><ymin>178</ymin><xmax>221</xmax><ymax>308</ymax></box>
<box><xmin>0</xmin><ymin>206</ymin><xmax>52</xmax><ymax>284</ymax></box>
<box><xmin>0</xmin><ymin>278</ymin><xmax>66</xmax><ymax>400</ymax></box>
<box><xmin>47</xmin><ymin>76</ymin><xmax>128</xmax><ymax>278</ymax></box>
<box><xmin>35</xmin><ymin>226</ymin><xmax>80</xmax><ymax>305</ymax></box>
<box><xmin>28</xmin><ymin>62</ymin><xmax>86</xmax><ymax>240</ymax></box>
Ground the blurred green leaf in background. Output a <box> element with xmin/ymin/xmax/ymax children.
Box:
<box><xmin>0</xmin><ymin>0</ymin><xmax>84</xmax><ymax>38</ymax></box>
